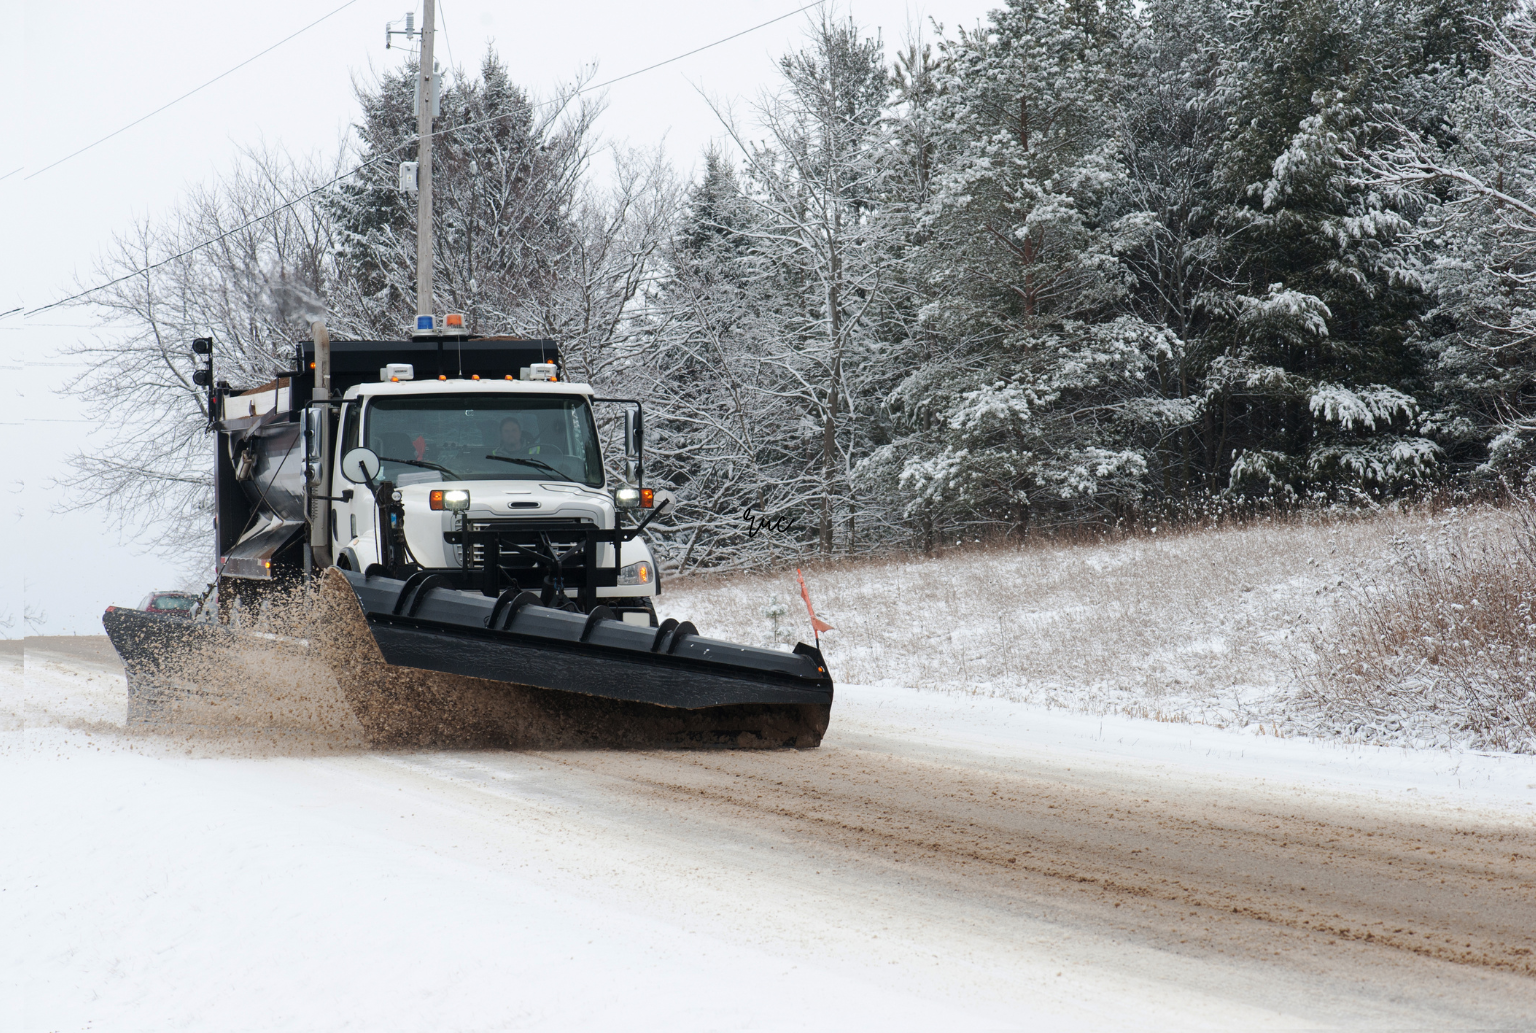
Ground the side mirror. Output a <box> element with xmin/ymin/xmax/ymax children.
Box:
<box><xmin>623</xmin><ymin>410</ymin><xmax>638</xmax><ymax>458</ymax></box>
<box><xmin>303</xmin><ymin>409</ymin><xmax>324</xmax><ymax>463</ymax></box>
<box><xmin>340</xmin><ymin>447</ymin><xmax>382</xmax><ymax>484</ymax></box>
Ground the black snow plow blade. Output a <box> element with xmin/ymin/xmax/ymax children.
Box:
<box><xmin>103</xmin><ymin>568</ymin><xmax>833</xmax><ymax>749</ymax></box>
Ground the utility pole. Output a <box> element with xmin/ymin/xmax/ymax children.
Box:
<box><xmin>415</xmin><ymin>0</ymin><xmax>436</xmax><ymax>326</ymax></box>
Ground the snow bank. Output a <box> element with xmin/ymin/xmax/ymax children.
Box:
<box><xmin>661</xmin><ymin>508</ymin><xmax>1518</xmax><ymax>751</ymax></box>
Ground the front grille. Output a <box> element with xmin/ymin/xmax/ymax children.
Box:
<box><xmin>465</xmin><ymin>518</ymin><xmax>593</xmax><ymax>569</ymax></box>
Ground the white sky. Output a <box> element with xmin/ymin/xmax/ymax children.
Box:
<box><xmin>2</xmin><ymin>0</ymin><xmax>996</xmax><ymax>634</ymax></box>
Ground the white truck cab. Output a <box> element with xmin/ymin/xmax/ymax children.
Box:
<box><xmin>331</xmin><ymin>376</ymin><xmax>660</xmax><ymax>610</ymax></box>
<box><xmin>207</xmin><ymin>335</ymin><xmax>660</xmax><ymax>622</ymax></box>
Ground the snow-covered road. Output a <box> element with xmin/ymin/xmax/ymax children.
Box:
<box><xmin>5</xmin><ymin>640</ymin><xmax>1536</xmax><ymax>1030</ymax></box>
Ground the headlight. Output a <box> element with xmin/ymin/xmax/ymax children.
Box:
<box><xmin>618</xmin><ymin>560</ymin><xmax>652</xmax><ymax>586</ymax></box>
<box><xmin>431</xmin><ymin>489</ymin><xmax>471</xmax><ymax>512</ymax></box>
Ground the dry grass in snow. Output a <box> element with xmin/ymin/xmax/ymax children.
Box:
<box><xmin>660</xmin><ymin>502</ymin><xmax>1528</xmax><ymax>751</ymax></box>
<box><xmin>1302</xmin><ymin>501</ymin><xmax>1536</xmax><ymax>752</ymax></box>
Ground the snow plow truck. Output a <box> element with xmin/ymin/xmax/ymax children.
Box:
<box><xmin>102</xmin><ymin>326</ymin><xmax>833</xmax><ymax>748</ymax></box>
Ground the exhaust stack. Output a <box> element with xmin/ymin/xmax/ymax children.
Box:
<box><xmin>308</xmin><ymin>320</ymin><xmax>333</xmax><ymax>568</ymax></box>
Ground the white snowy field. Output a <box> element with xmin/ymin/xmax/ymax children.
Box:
<box><xmin>6</xmin><ymin>642</ymin><xmax>1536</xmax><ymax>1030</ymax></box>
<box><xmin>660</xmin><ymin>506</ymin><xmax>1510</xmax><ymax>747</ymax></box>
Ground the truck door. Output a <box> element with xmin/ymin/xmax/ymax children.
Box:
<box><xmin>334</xmin><ymin>400</ymin><xmax>379</xmax><ymax>567</ymax></box>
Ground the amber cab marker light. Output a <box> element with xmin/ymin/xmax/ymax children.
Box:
<box><xmin>472</xmin><ymin>374</ymin><xmax>480</xmax><ymax>380</ymax></box>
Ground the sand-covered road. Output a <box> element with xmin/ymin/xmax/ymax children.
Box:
<box><xmin>548</xmin><ymin>734</ymin><xmax>1536</xmax><ymax>977</ymax></box>
<box><xmin>8</xmin><ymin>637</ymin><xmax>1536</xmax><ymax>1029</ymax></box>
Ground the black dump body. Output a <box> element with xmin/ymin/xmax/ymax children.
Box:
<box><xmin>296</xmin><ymin>335</ymin><xmax>561</xmax><ymax>396</ymax></box>
<box><xmin>104</xmin><ymin>568</ymin><xmax>833</xmax><ymax>749</ymax></box>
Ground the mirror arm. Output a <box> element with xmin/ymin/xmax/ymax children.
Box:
<box><xmin>622</xmin><ymin>498</ymin><xmax>671</xmax><ymax>541</ymax></box>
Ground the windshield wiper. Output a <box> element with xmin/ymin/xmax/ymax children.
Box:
<box><xmin>379</xmin><ymin>456</ymin><xmax>458</xmax><ymax>478</ymax></box>
<box><xmin>484</xmin><ymin>454</ymin><xmax>578</xmax><ymax>483</ymax></box>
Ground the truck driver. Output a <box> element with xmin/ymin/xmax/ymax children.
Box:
<box><xmin>493</xmin><ymin>416</ymin><xmax>541</xmax><ymax>457</ymax></box>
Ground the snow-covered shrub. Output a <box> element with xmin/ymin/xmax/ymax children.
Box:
<box><xmin>760</xmin><ymin>594</ymin><xmax>792</xmax><ymax>649</ymax></box>
<box><xmin>1303</xmin><ymin>496</ymin><xmax>1536</xmax><ymax>751</ymax></box>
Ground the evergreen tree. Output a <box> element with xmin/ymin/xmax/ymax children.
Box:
<box><xmin>1198</xmin><ymin>0</ymin><xmax>1451</xmax><ymax>496</ymax></box>
<box><xmin>1360</xmin><ymin>0</ymin><xmax>1534</xmax><ymax>478</ymax></box>
<box><xmin>326</xmin><ymin>52</ymin><xmax>595</xmax><ymax>338</ymax></box>
<box><xmin>859</xmin><ymin>0</ymin><xmax>1164</xmax><ymax>541</ymax></box>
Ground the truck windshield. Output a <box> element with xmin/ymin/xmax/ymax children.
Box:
<box><xmin>364</xmin><ymin>393</ymin><xmax>604</xmax><ymax>487</ymax></box>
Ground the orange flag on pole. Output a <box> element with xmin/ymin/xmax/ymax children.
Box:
<box><xmin>796</xmin><ymin>569</ymin><xmax>834</xmax><ymax>635</ymax></box>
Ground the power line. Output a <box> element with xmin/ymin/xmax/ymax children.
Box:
<box><xmin>23</xmin><ymin>156</ymin><xmax>384</xmax><ymax>317</ymax></box>
<box><xmin>586</xmin><ymin>0</ymin><xmax>823</xmax><ymax>93</ymax></box>
<box><xmin>412</xmin><ymin>0</ymin><xmax>825</xmax><ymax>150</ymax></box>
<box><xmin>24</xmin><ymin>0</ymin><xmax>363</xmax><ymax>182</ymax></box>
<box><xmin>19</xmin><ymin>0</ymin><xmax>829</xmax><ymax>318</ymax></box>
<box><xmin>436</xmin><ymin>0</ymin><xmax>459</xmax><ymax>78</ymax></box>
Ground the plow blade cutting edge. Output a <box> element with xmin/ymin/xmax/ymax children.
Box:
<box><xmin>103</xmin><ymin>568</ymin><xmax>834</xmax><ymax>749</ymax></box>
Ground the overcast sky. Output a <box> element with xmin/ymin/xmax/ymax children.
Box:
<box><xmin>2</xmin><ymin>0</ymin><xmax>996</xmax><ymax>635</ymax></box>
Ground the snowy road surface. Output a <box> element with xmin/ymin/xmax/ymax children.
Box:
<box><xmin>5</xmin><ymin>638</ymin><xmax>1536</xmax><ymax>1030</ymax></box>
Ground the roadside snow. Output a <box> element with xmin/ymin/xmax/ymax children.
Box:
<box><xmin>660</xmin><ymin>508</ymin><xmax>1514</xmax><ymax>751</ymax></box>
<box><xmin>834</xmin><ymin>684</ymin><xmax>1536</xmax><ymax>823</ymax></box>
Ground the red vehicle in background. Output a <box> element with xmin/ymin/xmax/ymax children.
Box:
<box><xmin>136</xmin><ymin>592</ymin><xmax>200</xmax><ymax>619</ymax></box>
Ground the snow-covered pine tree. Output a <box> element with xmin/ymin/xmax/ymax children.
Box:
<box><xmin>326</xmin><ymin>52</ymin><xmax>599</xmax><ymax>341</ymax></box>
<box><xmin>1358</xmin><ymin>0</ymin><xmax>1535</xmax><ymax>479</ymax></box>
<box><xmin>1105</xmin><ymin>0</ymin><xmax>1235</xmax><ymax>504</ymax></box>
<box><xmin>630</xmin><ymin>150</ymin><xmax>814</xmax><ymax>571</ymax></box>
<box><xmin>1197</xmin><ymin>0</ymin><xmax>1457</xmax><ymax>498</ymax></box>
<box><xmin>859</xmin><ymin>0</ymin><xmax>1174</xmax><ymax>541</ymax></box>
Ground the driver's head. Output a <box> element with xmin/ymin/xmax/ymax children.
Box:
<box><xmin>499</xmin><ymin>417</ymin><xmax>524</xmax><ymax>449</ymax></box>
